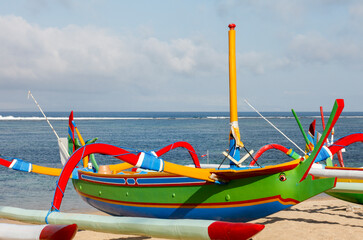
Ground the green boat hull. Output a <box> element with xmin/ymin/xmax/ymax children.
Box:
<box><xmin>326</xmin><ymin>192</ymin><xmax>363</xmax><ymax>205</ymax></box>
<box><xmin>72</xmin><ymin>163</ymin><xmax>335</xmax><ymax>222</ymax></box>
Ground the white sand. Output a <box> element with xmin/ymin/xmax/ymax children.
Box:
<box><xmin>1</xmin><ymin>196</ymin><xmax>362</xmax><ymax>240</ymax></box>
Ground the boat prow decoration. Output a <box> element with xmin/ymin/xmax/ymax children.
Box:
<box><xmin>251</xmin><ymin>101</ymin><xmax>363</xmax><ymax>205</ymax></box>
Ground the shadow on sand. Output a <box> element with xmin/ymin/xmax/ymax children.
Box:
<box><xmin>255</xmin><ymin>204</ymin><xmax>363</xmax><ymax>228</ymax></box>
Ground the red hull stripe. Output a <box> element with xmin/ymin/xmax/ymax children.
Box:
<box><xmin>76</xmin><ymin>189</ymin><xmax>299</xmax><ymax>209</ymax></box>
<box><xmin>326</xmin><ymin>166</ymin><xmax>363</xmax><ymax>171</ymax></box>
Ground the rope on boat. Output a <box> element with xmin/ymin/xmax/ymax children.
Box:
<box><xmin>218</xmin><ymin>143</ymin><xmax>261</xmax><ymax>169</ymax></box>
<box><xmin>244</xmin><ymin>99</ymin><xmax>305</xmax><ymax>154</ymax></box>
<box><xmin>46</xmin><ymin>180</ymin><xmax>63</xmax><ymax>224</ymax></box>
<box><xmin>27</xmin><ymin>91</ymin><xmax>69</xmax><ymax>160</ymax></box>
<box><xmin>218</xmin><ymin>145</ymin><xmax>234</xmax><ymax>169</ymax></box>
<box><xmin>243</xmin><ymin>146</ymin><xmax>261</xmax><ymax>167</ymax></box>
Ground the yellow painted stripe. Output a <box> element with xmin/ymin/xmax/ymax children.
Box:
<box><xmin>163</xmin><ymin>162</ymin><xmax>214</xmax><ymax>182</ymax></box>
<box><xmin>108</xmin><ymin>162</ymin><xmax>134</xmax><ymax>173</ymax></box>
<box><xmin>337</xmin><ymin>178</ymin><xmax>363</xmax><ymax>183</ymax></box>
<box><xmin>31</xmin><ymin>164</ymin><xmax>62</xmax><ymax>176</ymax></box>
<box><xmin>74</xmin><ymin>126</ymin><xmax>89</xmax><ymax>168</ymax></box>
<box><xmin>82</xmin><ymin>162</ymin><xmax>214</xmax><ymax>182</ymax></box>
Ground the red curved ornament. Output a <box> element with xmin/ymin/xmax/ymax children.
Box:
<box><xmin>52</xmin><ymin>143</ymin><xmax>140</xmax><ymax>211</ymax></box>
<box><xmin>249</xmin><ymin>144</ymin><xmax>290</xmax><ymax>166</ymax></box>
<box><xmin>51</xmin><ymin>141</ymin><xmax>201</xmax><ymax>211</ymax></box>
<box><xmin>336</xmin><ymin>150</ymin><xmax>345</xmax><ymax>167</ymax></box>
<box><xmin>328</xmin><ymin>133</ymin><xmax>363</xmax><ymax>167</ymax></box>
<box><xmin>0</xmin><ymin>157</ymin><xmax>11</xmax><ymax>168</ymax></box>
<box><xmin>328</xmin><ymin>133</ymin><xmax>363</xmax><ymax>155</ymax></box>
<box><xmin>155</xmin><ymin>141</ymin><xmax>201</xmax><ymax>168</ymax></box>
<box><xmin>248</xmin><ymin>133</ymin><xmax>363</xmax><ymax>168</ymax></box>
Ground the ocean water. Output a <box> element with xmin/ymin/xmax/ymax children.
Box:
<box><xmin>0</xmin><ymin>111</ymin><xmax>363</xmax><ymax>212</ymax></box>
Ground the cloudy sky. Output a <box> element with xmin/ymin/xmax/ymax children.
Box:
<box><xmin>0</xmin><ymin>0</ymin><xmax>362</xmax><ymax>112</ymax></box>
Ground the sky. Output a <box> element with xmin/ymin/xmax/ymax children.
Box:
<box><xmin>0</xmin><ymin>0</ymin><xmax>362</xmax><ymax>112</ymax></box>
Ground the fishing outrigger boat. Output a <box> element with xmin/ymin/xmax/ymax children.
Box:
<box><xmin>48</xmin><ymin>24</ymin><xmax>340</xmax><ymax>222</ymax></box>
<box><xmin>0</xmin><ymin>24</ymin><xmax>347</xmax><ymax>238</ymax></box>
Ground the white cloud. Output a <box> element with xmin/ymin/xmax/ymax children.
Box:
<box><xmin>217</xmin><ymin>0</ymin><xmax>305</xmax><ymax>21</ymax></box>
<box><xmin>1</xmin><ymin>2</ymin><xmax>362</xmax><ymax>112</ymax></box>
<box><xmin>238</xmin><ymin>52</ymin><xmax>291</xmax><ymax>75</ymax></box>
<box><xmin>288</xmin><ymin>32</ymin><xmax>361</xmax><ymax>64</ymax></box>
<box><xmin>349</xmin><ymin>2</ymin><xmax>363</xmax><ymax>19</ymax></box>
<box><xmin>0</xmin><ymin>15</ymin><xmax>224</xmax><ymax>94</ymax></box>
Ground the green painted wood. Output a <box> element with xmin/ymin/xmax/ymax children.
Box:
<box><xmin>326</xmin><ymin>192</ymin><xmax>363</xmax><ymax>205</ymax></box>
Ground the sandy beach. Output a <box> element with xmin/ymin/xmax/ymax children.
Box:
<box><xmin>251</xmin><ymin>196</ymin><xmax>363</xmax><ymax>240</ymax></box>
<box><xmin>1</xmin><ymin>196</ymin><xmax>362</xmax><ymax>240</ymax></box>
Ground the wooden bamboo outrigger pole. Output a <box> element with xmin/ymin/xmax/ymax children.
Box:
<box><xmin>228</xmin><ymin>23</ymin><xmax>238</xmax><ymax>125</ymax></box>
<box><xmin>228</xmin><ymin>24</ymin><xmax>244</xmax><ymax>166</ymax></box>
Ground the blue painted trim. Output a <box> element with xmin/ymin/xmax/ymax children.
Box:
<box><xmin>68</xmin><ymin>127</ymin><xmax>74</xmax><ymax>141</ymax></box>
<box><xmin>229</xmin><ymin>138</ymin><xmax>240</xmax><ymax>168</ymax></box>
<box><xmin>136</xmin><ymin>177</ymin><xmax>206</xmax><ymax>185</ymax></box>
<box><xmin>314</xmin><ymin>147</ymin><xmax>331</xmax><ymax>163</ymax></box>
<box><xmin>140</xmin><ymin>152</ymin><xmax>164</xmax><ymax>172</ymax></box>
<box><xmin>80</xmin><ymin>174</ymin><xmax>206</xmax><ymax>186</ymax></box>
<box><xmin>11</xmin><ymin>158</ymin><xmax>31</xmax><ymax>172</ymax></box>
<box><xmin>82</xmin><ymin>175</ymin><xmax>126</xmax><ymax>185</ymax></box>
<box><xmin>127</xmin><ymin>178</ymin><xmax>136</xmax><ymax>185</ymax></box>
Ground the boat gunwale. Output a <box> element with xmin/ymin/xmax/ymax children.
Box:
<box><xmin>77</xmin><ymin>159</ymin><xmax>301</xmax><ymax>180</ymax></box>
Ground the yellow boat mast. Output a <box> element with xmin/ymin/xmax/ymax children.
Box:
<box><xmin>228</xmin><ymin>24</ymin><xmax>244</xmax><ymax>150</ymax></box>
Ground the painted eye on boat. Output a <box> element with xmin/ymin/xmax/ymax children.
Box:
<box><xmin>279</xmin><ymin>174</ymin><xmax>287</xmax><ymax>182</ymax></box>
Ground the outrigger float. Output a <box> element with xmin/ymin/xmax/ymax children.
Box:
<box><xmin>0</xmin><ymin>222</ymin><xmax>77</xmax><ymax>240</ymax></box>
<box><xmin>0</xmin><ymin>24</ymin><xmax>352</xmax><ymax>239</ymax></box>
<box><xmin>0</xmin><ymin>205</ymin><xmax>263</xmax><ymax>240</ymax></box>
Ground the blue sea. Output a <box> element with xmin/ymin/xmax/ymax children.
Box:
<box><xmin>0</xmin><ymin>111</ymin><xmax>363</xmax><ymax>212</ymax></box>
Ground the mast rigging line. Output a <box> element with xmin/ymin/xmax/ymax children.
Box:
<box><xmin>243</xmin><ymin>99</ymin><xmax>305</xmax><ymax>155</ymax></box>
<box><xmin>27</xmin><ymin>91</ymin><xmax>69</xmax><ymax>158</ymax></box>
<box><xmin>28</xmin><ymin>91</ymin><xmax>60</xmax><ymax>140</ymax></box>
